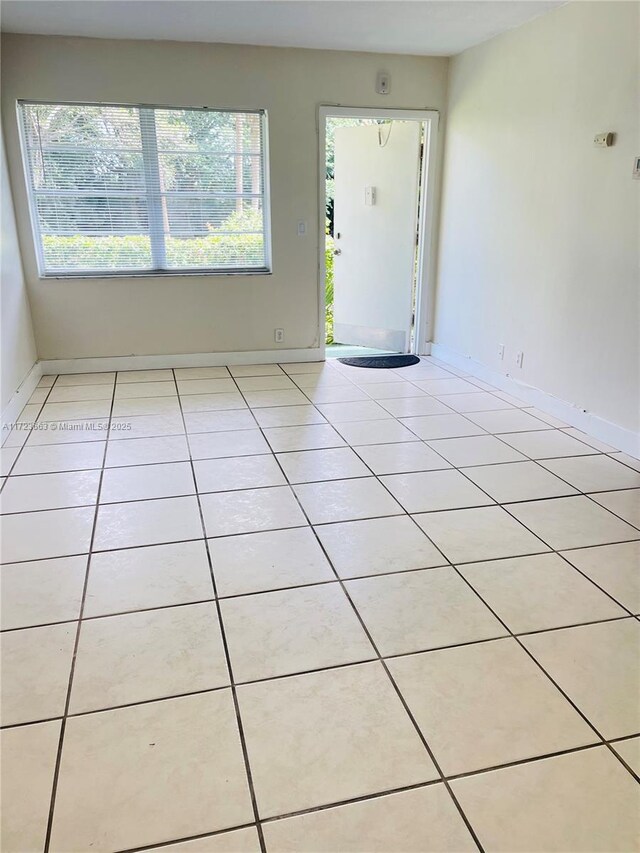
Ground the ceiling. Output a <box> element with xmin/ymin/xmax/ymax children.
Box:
<box><xmin>1</xmin><ymin>0</ymin><xmax>563</xmax><ymax>57</ymax></box>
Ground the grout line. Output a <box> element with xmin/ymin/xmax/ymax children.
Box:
<box><xmin>171</xmin><ymin>368</ymin><xmax>268</xmax><ymax>853</ymax></box>
<box><xmin>42</xmin><ymin>373</ymin><xmax>117</xmax><ymax>853</ymax></box>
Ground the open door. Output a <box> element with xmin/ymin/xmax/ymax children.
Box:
<box><xmin>332</xmin><ymin>122</ymin><xmax>421</xmax><ymax>353</ymax></box>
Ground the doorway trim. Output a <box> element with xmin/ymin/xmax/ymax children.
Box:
<box><xmin>317</xmin><ymin>105</ymin><xmax>439</xmax><ymax>358</ymax></box>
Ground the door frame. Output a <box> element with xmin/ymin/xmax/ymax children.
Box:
<box><xmin>318</xmin><ymin>105</ymin><xmax>439</xmax><ymax>357</ymax></box>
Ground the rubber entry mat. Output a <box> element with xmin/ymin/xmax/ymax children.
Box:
<box><xmin>337</xmin><ymin>355</ymin><xmax>421</xmax><ymax>369</ymax></box>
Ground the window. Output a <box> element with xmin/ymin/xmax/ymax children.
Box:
<box><xmin>18</xmin><ymin>101</ymin><xmax>271</xmax><ymax>276</ymax></box>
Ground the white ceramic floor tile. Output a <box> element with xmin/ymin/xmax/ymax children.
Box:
<box><xmin>244</xmin><ymin>389</ymin><xmax>309</xmax><ymax>408</ymax></box>
<box><xmin>612</xmin><ymin>452</ymin><xmax>640</xmax><ymax>473</ymax></box>
<box><xmin>222</xmin><ymin>584</ymin><xmax>374</xmax><ymax>681</ymax></box>
<box><xmin>590</xmin><ymin>489</ymin><xmax>640</xmax><ymax>527</ymax></box>
<box><xmin>201</xmin><ymin>486</ymin><xmax>306</xmax><ymax>537</ymax></box>
<box><xmin>436</xmin><ymin>392</ymin><xmax>513</xmax><ymax>413</ymax></box>
<box><xmin>235</xmin><ymin>375</ymin><xmax>295</xmax><ymax>392</ymax></box>
<box><xmin>561</xmin><ymin>429</ymin><xmax>618</xmax><ymax>453</ymax></box>
<box><xmin>1</xmin><ymin>506</ymin><xmax>95</xmax><ymax>563</ymax></box>
<box><xmin>412</xmin><ymin>378</ymin><xmax>482</xmax><ymax>395</ymax></box>
<box><xmin>379</xmin><ymin>396</ymin><xmax>452</xmax><ymax>417</ymax></box>
<box><xmin>463</xmin><ymin>460</ymin><xmax>578</xmax><ymax>503</ymax></box>
<box><xmin>173</xmin><ymin>366</ymin><xmax>231</xmax><ymax>380</ymax></box>
<box><xmin>184</xmin><ymin>410</ymin><xmax>257</xmax><ymax>434</ymax></box>
<box><xmin>229</xmin><ymin>364</ymin><xmax>284</xmax><ymax>377</ymax></box>
<box><xmin>179</xmin><ymin>393</ymin><xmax>247</xmax><ymax>413</ymax></box>
<box><xmin>427</xmin><ymin>435</ymin><xmax>526</xmax><ymax>467</ymax></box>
<box><xmin>115</xmin><ymin>381</ymin><xmax>177</xmax><ymax>399</ymax></box>
<box><xmin>94</xmin><ymin>496</ymin><xmax>203</xmax><ymax>551</ymax></box>
<box><xmin>292</xmin><ymin>372</ymin><xmax>351</xmax><ymax>389</ymax></box>
<box><xmin>281</xmin><ymin>362</ymin><xmax>334</xmax><ymax>375</ymax></box>
<box><xmin>57</xmin><ymin>372</ymin><xmax>115</xmax><ymax>386</ymax></box>
<box><xmin>508</xmin><ymin>496</ymin><xmax>640</xmax><ymax>550</ymax></box>
<box><xmin>522</xmin><ymin>619</ymin><xmax>640</xmax><ymax>739</ymax></box>
<box><xmin>50</xmin><ymin>692</ymin><xmax>254</xmax><ymax>852</ymax></box>
<box><xmin>263</xmin><ymin>424</ymin><xmax>346</xmax><ymax>452</ymax></box>
<box><xmin>499</xmin><ymin>430</ymin><xmax>599</xmax><ymax>459</ymax></box>
<box><xmin>262</xmin><ymin>785</ymin><xmax>476</xmax><ymax>853</ymax></box>
<box><xmin>317</xmin><ymin>400</ymin><xmax>393</xmax><ymax>423</ymax></box>
<box><xmin>465</xmin><ymin>408</ymin><xmax>554</xmax><ymax>433</ymax></box>
<box><xmin>177</xmin><ymin>378</ymin><xmax>236</xmax><ymax>395</ymax></box>
<box><xmin>24</xmin><ymin>419</ymin><xmax>108</xmax><ymax>446</ymax></box>
<box><xmin>0</xmin><ymin>445</ymin><xmax>20</xmax><ymax>475</ymax></box>
<box><xmin>451</xmin><ymin>747</ymin><xmax>640</xmax><ymax>852</ymax></box>
<box><xmin>188</xmin><ymin>429</ymin><xmax>270</xmax><ymax>459</ymax></box>
<box><xmin>109</xmin><ymin>413</ymin><xmax>185</xmax><ymax>440</ymax></box>
<box><xmin>400</xmin><ymin>413</ymin><xmax>485</xmax><ymax>440</ymax></box>
<box><xmin>382</xmin><ymin>469</ymin><xmax>494</xmax><ymax>513</ymax></box>
<box><xmin>612</xmin><ymin>737</ymin><xmax>640</xmax><ymax>776</ymax></box>
<box><xmin>252</xmin><ymin>405</ymin><xmax>326</xmax><ymax>428</ymax></box>
<box><xmin>1</xmin><ymin>555</ymin><xmax>86</xmax><ymax>630</ymax></box>
<box><xmin>460</xmin><ymin>553</ymin><xmax>626</xmax><ymax>633</ymax></box>
<box><xmin>47</xmin><ymin>384</ymin><xmax>113</xmax><ymax>403</ymax></box>
<box><xmin>560</xmin><ymin>541</ymin><xmax>640</xmax><ymax>612</ymax></box>
<box><xmin>100</xmin><ymin>461</ymin><xmax>195</xmax><ymax>503</ymax></box>
<box><xmin>294</xmin><ymin>477</ymin><xmax>402</xmax><ymax>524</ymax></box>
<box><xmin>354</xmin><ymin>441</ymin><xmax>451</xmax><ymax>474</ymax></box>
<box><xmin>345</xmin><ymin>567</ymin><xmax>506</xmax><ymax>656</ymax></box>
<box><xmin>362</xmin><ymin>382</ymin><xmax>429</xmax><ymax>400</ymax></box>
<box><xmin>237</xmin><ymin>662</ymin><xmax>438</xmax><ymax>818</ymax></box>
<box><xmin>194</xmin><ymin>454</ymin><xmax>286</xmax><ymax>492</ymax></box>
<box><xmin>334</xmin><ymin>419</ymin><xmax>420</xmax><ymax>446</ymax></box>
<box><xmin>1</xmin><ymin>469</ymin><xmax>101</xmax><ymax>513</ymax></box>
<box><xmin>148</xmin><ymin>828</ymin><xmax>260</xmax><ymax>852</ymax></box>
<box><xmin>304</xmin><ymin>385</ymin><xmax>370</xmax><ymax>404</ymax></box>
<box><xmin>414</xmin><ymin>505</ymin><xmax>549</xmax><ymax>564</ymax></box>
<box><xmin>70</xmin><ymin>602</ymin><xmax>228</xmax><ymax>713</ymax></box>
<box><xmin>1</xmin><ymin>623</ymin><xmax>76</xmax><ymax>725</ymax></box>
<box><xmin>316</xmin><ymin>515</ymin><xmax>446</xmax><ymax>578</ymax></box>
<box><xmin>84</xmin><ymin>540</ymin><xmax>212</xmax><ymax>618</ymax></box>
<box><xmin>541</xmin><ymin>455</ymin><xmax>640</xmax><ymax>493</ymax></box>
<box><xmin>117</xmin><ymin>369</ymin><xmax>174</xmax><ymax>383</ymax></box>
<box><xmin>389</xmin><ymin>638</ymin><xmax>595</xmax><ymax>775</ymax></box>
<box><xmin>105</xmin><ymin>435</ymin><xmax>190</xmax><ymax>467</ymax></box>
<box><xmin>209</xmin><ymin>526</ymin><xmax>333</xmax><ymax>597</ymax></box>
<box><xmin>12</xmin><ymin>441</ymin><xmax>105</xmax><ymax>474</ymax></box>
<box><xmin>0</xmin><ymin>720</ymin><xmax>62</xmax><ymax>853</ymax></box>
<box><xmin>112</xmin><ymin>396</ymin><xmax>182</xmax><ymax>418</ymax></box>
<box><xmin>38</xmin><ymin>400</ymin><xmax>111</xmax><ymax>421</ymax></box>
<box><xmin>276</xmin><ymin>447</ymin><xmax>370</xmax><ymax>483</ymax></box>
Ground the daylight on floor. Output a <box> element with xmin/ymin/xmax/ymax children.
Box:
<box><xmin>1</xmin><ymin>1</ymin><xmax>639</xmax><ymax>852</ymax></box>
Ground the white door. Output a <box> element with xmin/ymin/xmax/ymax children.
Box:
<box><xmin>332</xmin><ymin>121</ymin><xmax>421</xmax><ymax>352</ymax></box>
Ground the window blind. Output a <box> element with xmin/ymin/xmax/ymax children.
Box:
<box><xmin>18</xmin><ymin>102</ymin><xmax>270</xmax><ymax>276</ymax></box>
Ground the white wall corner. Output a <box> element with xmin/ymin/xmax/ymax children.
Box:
<box><xmin>431</xmin><ymin>343</ymin><xmax>640</xmax><ymax>457</ymax></box>
<box><xmin>1</xmin><ymin>360</ymin><xmax>42</xmax><ymax>428</ymax></box>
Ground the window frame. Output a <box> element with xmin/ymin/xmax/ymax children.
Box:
<box><xmin>16</xmin><ymin>99</ymin><xmax>273</xmax><ymax>279</ymax></box>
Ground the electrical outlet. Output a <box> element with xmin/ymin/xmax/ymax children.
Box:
<box><xmin>497</xmin><ymin>344</ymin><xmax>505</xmax><ymax>361</ymax></box>
<box><xmin>274</xmin><ymin>328</ymin><xmax>284</xmax><ymax>344</ymax></box>
<box><xmin>297</xmin><ymin>221</ymin><xmax>307</xmax><ymax>236</ymax></box>
<box><xmin>516</xmin><ymin>351</ymin><xmax>524</xmax><ymax>369</ymax></box>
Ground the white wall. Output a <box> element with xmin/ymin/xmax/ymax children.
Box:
<box><xmin>1</xmin><ymin>124</ymin><xmax>37</xmax><ymax>412</ymax></box>
<box><xmin>434</xmin><ymin>1</ymin><xmax>639</xmax><ymax>435</ymax></box>
<box><xmin>1</xmin><ymin>34</ymin><xmax>448</xmax><ymax>360</ymax></box>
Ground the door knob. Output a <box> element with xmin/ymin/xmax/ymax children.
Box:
<box><xmin>333</xmin><ymin>248</ymin><xmax>342</xmax><ymax>256</ymax></box>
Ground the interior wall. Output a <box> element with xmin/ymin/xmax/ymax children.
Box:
<box><xmin>0</xmin><ymin>34</ymin><xmax>448</xmax><ymax>360</ymax></box>
<box><xmin>1</xmin><ymin>123</ymin><xmax>37</xmax><ymax>411</ymax></box>
<box><xmin>434</xmin><ymin>1</ymin><xmax>639</xmax><ymax>435</ymax></box>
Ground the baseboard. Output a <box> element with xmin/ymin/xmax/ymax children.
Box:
<box><xmin>1</xmin><ymin>361</ymin><xmax>43</xmax><ymax>427</ymax></box>
<box><xmin>39</xmin><ymin>347</ymin><xmax>325</xmax><ymax>375</ymax></box>
<box><xmin>430</xmin><ymin>343</ymin><xmax>640</xmax><ymax>457</ymax></box>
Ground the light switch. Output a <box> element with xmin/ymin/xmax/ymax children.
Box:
<box><xmin>364</xmin><ymin>186</ymin><xmax>377</xmax><ymax>206</ymax></box>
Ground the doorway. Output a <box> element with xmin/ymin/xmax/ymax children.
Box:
<box><xmin>319</xmin><ymin>107</ymin><xmax>438</xmax><ymax>359</ymax></box>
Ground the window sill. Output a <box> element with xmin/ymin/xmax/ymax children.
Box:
<box><xmin>38</xmin><ymin>268</ymin><xmax>273</xmax><ymax>281</ymax></box>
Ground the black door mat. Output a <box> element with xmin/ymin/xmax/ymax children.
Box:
<box><xmin>337</xmin><ymin>354</ymin><xmax>421</xmax><ymax>369</ymax></box>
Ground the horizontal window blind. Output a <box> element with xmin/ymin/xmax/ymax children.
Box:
<box><xmin>18</xmin><ymin>102</ymin><xmax>270</xmax><ymax>276</ymax></box>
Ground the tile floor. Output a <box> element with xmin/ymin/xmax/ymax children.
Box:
<box><xmin>1</xmin><ymin>356</ymin><xmax>639</xmax><ymax>852</ymax></box>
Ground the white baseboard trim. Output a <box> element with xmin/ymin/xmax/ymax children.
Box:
<box><xmin>39</xmin><ymin>347</ymin><xmax>325</xmax><ymax>375</ymax></box>
<box><xmin>1</xmin><ymin>361</ymin><xmax>43</xmax><ymax>427</ymax></box>
<box><xmin>430</xmin><ymin>343</ymin><xmax>640</xmax><ymax>457</ymax></box>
